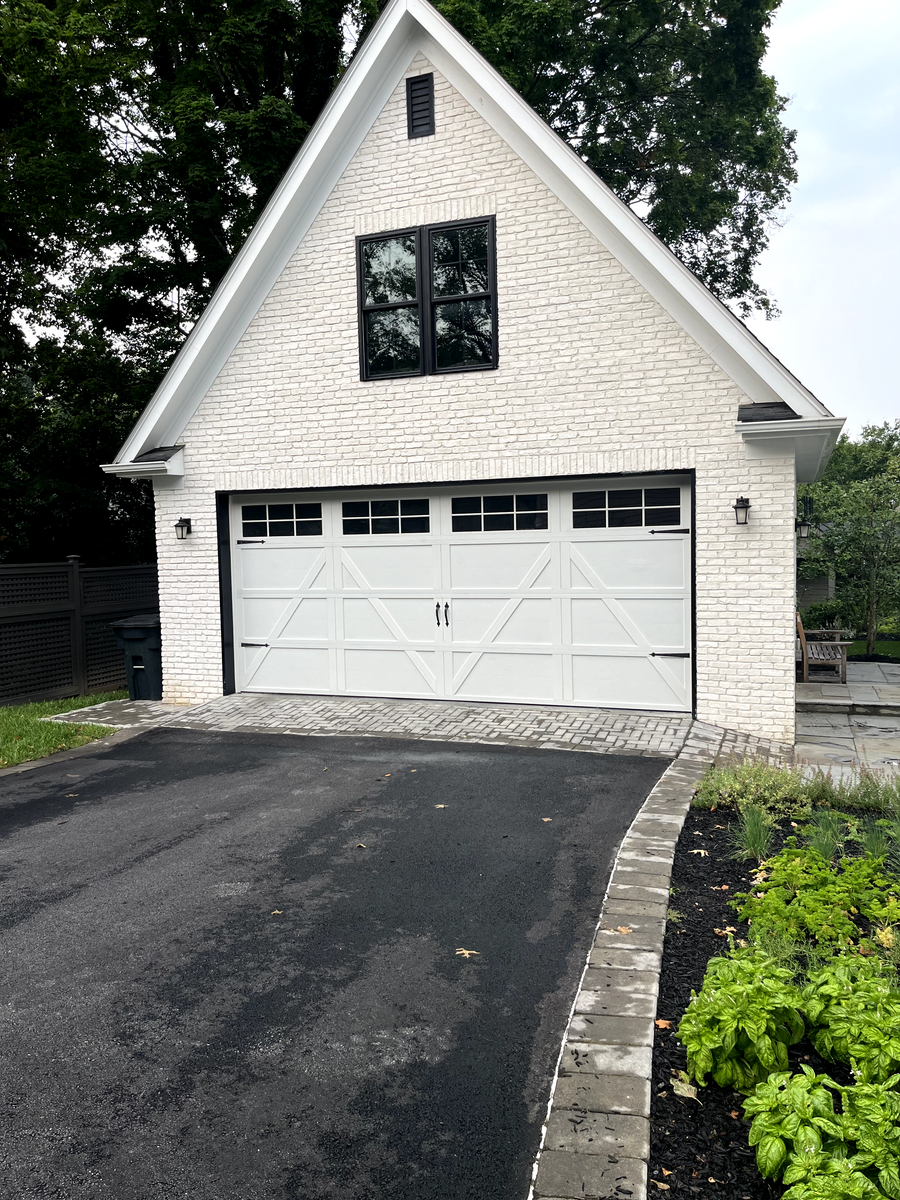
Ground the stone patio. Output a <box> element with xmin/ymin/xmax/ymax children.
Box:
<box><xmin>797</xmin><ymin>660</ymin><xmax>900</xmax><ymax>713</ymax></box>
<box><xmin>794</xmin><ymin>662</ymin><xmax>900</xmax><ymax>773</ymax></box>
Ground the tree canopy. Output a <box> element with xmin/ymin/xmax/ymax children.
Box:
<box><xmin>799</xmin><ymin>422</ymin><xmax>900</xmax><ymax>656</ymax></box>
<box><xmin>1</xmin><ymin>0</ymin><xmax>796</xmax><ymax>564</ymax></box>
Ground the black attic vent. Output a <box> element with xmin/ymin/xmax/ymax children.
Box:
<box><xmin>407</xmin><ymin>73</ymin><xmax>435</xmax><ymax>138</ymax></box>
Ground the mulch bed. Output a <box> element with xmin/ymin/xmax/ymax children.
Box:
<box><xmin>646</xmin><ymin>809</ymin><xmax>846</xmax><ymax>1198</ymax></box>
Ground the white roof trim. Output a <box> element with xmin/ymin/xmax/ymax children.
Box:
<box><xmin>101</xmin><ymin>447</ymin><xmax>184</xmax><ymax>479</ymax></box>
<box><xmin>737</xmin><ymin>417</ymin><xmax>845</xmax><ymax>483</ymax></box>
<box><xmin>111</xmin><ymin>0</ymin><xmax>838</xmax><ymax>467</ymax></box>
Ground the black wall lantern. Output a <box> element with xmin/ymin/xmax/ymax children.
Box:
<box><xmin>174</xmin><ymin>517</ymin><xmax>192</xmax><ymax>540</ymax></box>
<box><xmin>796</xmin><ymin>495</ymin><xmax>813</xmax><ymax>539</ymax></box>
<box><xmin>732</xmin><ymin>496</ymin><xmax>751</xmax><ymax>525</ymax></box>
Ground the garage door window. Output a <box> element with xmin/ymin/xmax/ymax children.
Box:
<box><xmin>342</xmin><ymin>498</ymin><xmax>430</xmax><ymax>535</ymax></box>
<box><xmin>242</xmin><ymin>502</ymin><xmax>323</xmax><ymax>537</ymax></box>
<box><xmin>451</xmin><ymin>493</ymin><xmax>548</xmax><ymax>532</ymax></box>
<box><xmin>572</xmin><ymin>488</ymin><xmax>681</xmax><ymax>528</ymax></box>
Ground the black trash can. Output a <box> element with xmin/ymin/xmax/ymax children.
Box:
<box><xmin>111</xmin><ymin>613</ymin><xmax>163</xmax><ymax>701</ymax></box>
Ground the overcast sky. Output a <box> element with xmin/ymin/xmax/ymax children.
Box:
<box><xmin>744</xmin><ymin>0</ymin><xmax>899</xmax><ymax>436</ymax></box>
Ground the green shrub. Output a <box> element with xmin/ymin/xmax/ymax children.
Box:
<box><xmin>800</xmin><ymin>600</ymin><xmax>847</xmax><ymax>631</ymax></box>
<box><xmin>731</xmin><ymin>844</ymin><xmax>900</xmax><ymax>949</ymax></box>
<box><xmin>694</xmin><ymin>761</ymin><xmax>812</xmax><ymax>818</ymax></box>
<box><xmin>805</xmin><ymin>768</ymin><xmax>900</xmax><ymax>815</ymax></box>
<box><xmin>677</xmin><ymin>946</ymin><xmax>805</xmax><ymax>1093</ymax></box>
<box><xmin>742</xmin><ymin>1068</ymin><xmax>900</xmax><ymax>1199</ymax></box>
<box><xmin>741</xmin><ymin>1065</ymin><xmax>845</xmax><ymax>1184</ymax></box>
<box><xmin>839</xmin><ymin>1076</ymin><xmax>900</xmax><ymax>1198</ymax></box>
<box><xmin>803</xmin><ymin>958</ymin><xmax>900</xmax><ymax>1084</ymax></box>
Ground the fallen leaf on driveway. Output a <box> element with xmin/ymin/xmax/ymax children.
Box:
<box><xmin>356</xmin><ymin>843</ymin><xmax>366</xmax><ymax>848</ymax></box>
<box><xmin>270</xmin><ymin>910</ymin><xmax>283</xmax><ymax>915</ymax></box>
<box><xmin>434</xmin><ymin>804</ymin><xmax>447</xmax><ymax>809</ymax></box>
<box><xmin>655</xmin><ymin>1019</ymin><xmax>672</xmax><ymax>1029</ymax></box>
<box><xmin>541</xmin><ymin>818</ymin><xmax>552</xmax><ymax>822</ymax></box>
<box><xmin>455</xmin><ymin>948</ymin><xmax>480</xmax><ymax>958</ymax></box>
<box><xmin>616</xmin><ymin>926</ymin><xmax>633</xmax><ymax>935</ymax></box>
<box><xmin>689</xmin><ymin>849</ymin><xmax>709</xmax><ymax>857</ymax></box>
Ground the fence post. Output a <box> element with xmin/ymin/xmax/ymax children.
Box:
<box><xmin>68</xmin><ymin>554</ymin><xmax>88</xmax><ymax>696</ymax></box>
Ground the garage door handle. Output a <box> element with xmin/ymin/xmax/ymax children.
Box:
<box><xmin>648</xmin><ymin>528</ymin><xmax>690</xmax><ymax>535</ymax></box>
<box><xmin>651</xmin><ymin>652</ymin><xmax>690</xmax><ymax>657</ymax></box>
<box><xmin>241</xmin><ymin>642</ymin><xmax>268</xmax><ymax>647</ymax></box>
<box><xmin>444</xmin><ymin>602</ymin><xmax>449</xmax><ymax>626</ymax></box>
<box><xmin>237</xmin><ymin>539</ymin><xmax>266</xmax><ymax>544</ymax></box>
<box><xmin>435</xmin><ymin>602</ymin><xmax>441</xmax><ymax>627</ymax></box>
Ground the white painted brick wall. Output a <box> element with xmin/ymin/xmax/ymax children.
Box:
<box><xmin>153</xmin><ymin>55</ymin><xmax>797</xmax><ymax>743</ymax></box>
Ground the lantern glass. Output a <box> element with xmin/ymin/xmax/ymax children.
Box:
<box><xmin>174</xmin><ymin>518</ymin><xmax>192</xmax><ymax>540</ymax></box>
<box><xmin>733</xmin><ymin>497</ymin><xmax>751</xmax><ymax>525</ymax></box>
<box><xmin>797</xmin><ymin>518</ymin><xmax>811</xmax><ymax>539</ymax></box>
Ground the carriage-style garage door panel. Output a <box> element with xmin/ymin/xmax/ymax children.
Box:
<box><xmin>231</xmin><ymin>479</ymin><xmax>692</xmax><ymax>711</ymax></box>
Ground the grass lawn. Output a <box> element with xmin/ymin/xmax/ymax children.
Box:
<box><xmin>0</xmin><ymin>691</ymin><xmax>127</xmax><ymax>769</ymax></box>
<box><xmin>848</xmin><ymin>639</ymin><xmax>900</xmax><ymax>659</ymax></box>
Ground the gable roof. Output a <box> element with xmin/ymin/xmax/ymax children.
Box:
<box><xmin>104</xmin><ymin>0</ymin><xmax>843</xmax><ymax>480</ymax></box>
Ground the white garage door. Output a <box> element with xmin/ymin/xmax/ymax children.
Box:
<box><xmin>230</xmin><ymin>478</ymin><xmax>692</xmax><ymax>711</ymax></box>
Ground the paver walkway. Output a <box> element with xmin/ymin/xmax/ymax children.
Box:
<box><xmin>49</xmin><ymin>693</ymin><xmax>790</xmax><ymax>763</ymax></box>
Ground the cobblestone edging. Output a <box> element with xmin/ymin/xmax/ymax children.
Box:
<box><xmin>530</xmin><ymin>721</ymin><xmax>787</xmax><ymax>1200</ymax></box>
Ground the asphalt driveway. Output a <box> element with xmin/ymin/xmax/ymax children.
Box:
<box><xmin>0</xmin><ymin>729</ymin><xmax>668</xmax><ymax>1200</ymax></box>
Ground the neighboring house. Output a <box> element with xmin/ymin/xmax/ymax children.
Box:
<box><xmin>102</xmin><ymin>0</ymin><xmax>844</xmax><ymax>743</ymax></box>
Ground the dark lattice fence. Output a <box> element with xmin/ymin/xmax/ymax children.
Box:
<box><xmin>0</xmin><ymin>557</ymin><xmax>158</xmax><ymax>705</ymax></box>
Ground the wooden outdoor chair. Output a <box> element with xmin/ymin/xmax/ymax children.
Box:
<box><xmin>796</xmin><ymin>612</ymin><xmax>853</xmax><ymax>684</ymax></box>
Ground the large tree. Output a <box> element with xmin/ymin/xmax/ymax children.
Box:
<box><xmin>799</xmin><ymin>422</ymin><xmax>900</xmax><ymax>656</ymax></box>
<box><xmin>0</xmin><ymin>0</ymin><xmax>364</xmax><ymax>564</ymax></box>
<box><xmin>1</xmin><ymin>0</ymin><xmax>796</xmax><ymax>564</ymax></box>
<box><xmin>433</xmin><ymin>0</ymin><xmax>797</xmax><ymax>315</ymax></box>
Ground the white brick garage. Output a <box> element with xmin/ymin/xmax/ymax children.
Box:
<box><xmin>102</xmin><ymin>0</ymin><xmax>843</xmax><ymax>744</ymax></box>
<box><xmin>229</xmin><ymin>477</ymin><xmax>692</xmax><ymax>710</ymax></box>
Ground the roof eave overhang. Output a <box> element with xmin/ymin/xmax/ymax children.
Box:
<box><xmin>101</xmin><ymin>448</ymin><xmax>185</xmax><ymax>479</ymax></box>
<box><xmin>111</xmin><ymin>4</ymin><xmax>423</xmax><ymax>465</ymax></box>
<box><xmin>736</xmin><ymin>417</ymin><xmax>845</xmax><ymax>483</ymax></box>
<box><xmin>108</xmin><ymin>0</ymin><xmax>841</xmax><ymax>468</ymax></box>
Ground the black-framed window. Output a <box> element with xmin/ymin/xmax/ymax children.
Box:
<box><xmin>451</xmin><ymin>493</ymin><xmax>548</xmax><ymax>533</ymax></box>
<box><xmin>357</xmin><ymin>218</ymin><xmax>497</xmax><ymax>379</ymax></box>
<box><xmin>241</xmin><ymin>502</ymin><xmax>322</xmax><ymax>537</ymax></box>
<box><xmin>572</xmin><ymin>487</ymin><xmax>681</xmax><ymax>529</ymax></box>
<box><xmin>342</xmin><ymin>498</ymin><xmax>430</xmax><ymax>535</ymax></box>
